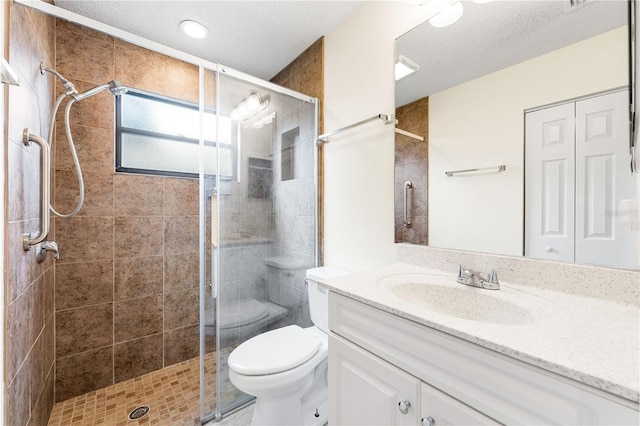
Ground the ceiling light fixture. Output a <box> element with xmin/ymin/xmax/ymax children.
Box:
<box><xmin>179</xmin><ymin>20</ymin><xmax>209</xmax><ymax>39</ymax></box>
<box><xmin>395</xmin><ymin>55</ymin><xmax>420</xmax><ymax>81</ymax></box>
<box><xmin>429</xmin><ymin>1</ymin><xmax>464</xmax><ymax>28</ymax></box>
<box><xmin>231</xmin><ymin>91</ymin><xmax>270</xmax><ymax>122</ymax></box>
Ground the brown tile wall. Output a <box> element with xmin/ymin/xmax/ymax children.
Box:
<box><xmin>52</xmin><ymin>20</ymin><xmax>200</xmax><ymax>402</ymax></box>
<box><xmin>5</xmin><ymin>2</ymin><xmax>56</xmax><ymax>425</ymax></box>
<box><xmin>270</xmin><ymin>37</ymin><xmax>324</xmax><ymax>263</ymax></box>
<box><xmin>395</xmin><ymin>97</ymin><xmax>429</xmax><ymax>245</ymax></box>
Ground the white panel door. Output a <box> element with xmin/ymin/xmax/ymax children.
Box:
<box><xmin>525</xmin><ymin>103</ymin><xmax>576</xmax><ymax>262</ymax></box>
<box><xmin>575</xmin><ymin>90</ymin><xmax>636</xmax><ymax>268</ymax></box>
<box><xmin>329</xmin><ymin>334</ymin><xmax>421</xmax><ymax>426</ymax></box>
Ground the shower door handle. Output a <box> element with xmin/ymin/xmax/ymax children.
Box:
<box><xmin>210</xmin><ymin>187</ymin><xmax>218</xmax><ymax>299</ymax></box>
<box><xmin>403</xmin><ymin>181</ymin><xmax>413</xmax><ymax>228</ymax></box>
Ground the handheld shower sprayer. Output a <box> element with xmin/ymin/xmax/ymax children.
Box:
<box><xmin>39</xmin><ymin>63</ymin><xmax>128</xmax><ymax>218</ymax></box>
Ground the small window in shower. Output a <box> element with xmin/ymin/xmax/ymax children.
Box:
<box><xmin>116</xmin><ymin>89</ymin><xmax>235</xmax><ymax>179</ymax></box>
<box><xmin>281</xmin><ymin>127</ymin><xmax>299</xmax><ymax>181</ymax></box>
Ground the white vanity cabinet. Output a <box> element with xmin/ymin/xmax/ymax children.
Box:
<box><xmin>328</xmin><ymin>292</ymin><xmax>639</xmax><ymax>426</ymax></box>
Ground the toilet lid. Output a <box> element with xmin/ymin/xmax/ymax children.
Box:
<box><xmin>228</xmin><ymin>325</ymin><xmax>321</xmax><ymax>376</ymax></box>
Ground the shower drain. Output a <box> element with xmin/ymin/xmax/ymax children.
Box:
<box><xmin>128</xmin><ymin>405</ymin><xmax>150</xmax><ymax>420</ymax></box>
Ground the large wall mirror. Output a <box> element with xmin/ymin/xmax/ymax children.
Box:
<box><xmin>394</xmin><ymin>0</ymin><xmax>638</xmax><ymax>270</ymax></box>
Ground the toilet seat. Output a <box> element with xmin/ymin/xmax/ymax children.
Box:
<box><xmin>228</xmin><ymin>325</ymin><xmax>321</xmax><ymax>375</ymax></box>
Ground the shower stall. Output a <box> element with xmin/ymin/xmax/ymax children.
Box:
<box><xmin>201</xmin><ymin>67</ymin><xmax>319</xmax><ymax>421</ymax></box>
<box><xmin>5</xmin><ymin>2</ymin><xmax>319</xmax><ymax>424</ymax></box>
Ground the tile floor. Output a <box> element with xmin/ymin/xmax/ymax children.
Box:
<box><xmin>47</xmin><ymin>352</ymin><xmax>217</xmax><ymax>426</ymax></box>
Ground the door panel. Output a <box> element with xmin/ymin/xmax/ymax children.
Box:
<box><xmin>420</xmin><ymin>382</ymin><xmax>500</xmax><ymax>426</ymax></box>
<box><xmin>525</xmin><ymin>103</ymin><xmax>575</xmax><ymax>262</ymax></box>
<box><xmin>575</xmin><ymin>90</ymin><xmax>636</xmax><ymax>268</ymax></box>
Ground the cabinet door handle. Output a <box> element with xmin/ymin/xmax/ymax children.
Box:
<box><xmin>398</xmin><ymin>400</ymin><xmax>411</xmax><ymax>414</ymax></box>
<box><xmin>421</xmin><ymin>417</ymin><xmax>435</xmax><ymax>426</ymax></box>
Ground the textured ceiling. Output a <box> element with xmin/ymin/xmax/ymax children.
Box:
<box><xmin>396</xmin><ymin>0</ymin><xmax>628</xmax><ymax>107</ymax></box>
<box><xmin>54</xmin><ymin>0</ymin><xmax>364</xmax><ymax>80</ymax></box>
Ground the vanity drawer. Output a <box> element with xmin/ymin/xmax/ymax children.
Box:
<box><xmin>329</xmin><ymin>292</ymin><xmax>639</xmax><ymax>425</ymax></box>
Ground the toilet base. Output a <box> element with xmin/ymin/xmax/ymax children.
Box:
<box><xmin>250</xmin><ymin>391</ymin><xmax>328</xmax><ymax>426</ymax></box>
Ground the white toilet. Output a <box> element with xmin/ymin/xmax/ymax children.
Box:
<box><xmin>228</xmin><ymin>266</ymin><xmax>350</xmax><ymax>426</ymax></box>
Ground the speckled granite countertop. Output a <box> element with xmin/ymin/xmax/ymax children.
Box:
<box><xmin>321</xmin><ymin>263</ymin><xmax>640</xmax><ymax>404</ymax></box>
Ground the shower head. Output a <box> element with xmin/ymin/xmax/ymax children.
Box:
<box><xmin>40</xmin><ymin>62</ymin><xmax>78</xmax><ymax>96</ymax></box>
<box><xmin>72</xmin><ymin>80</ymin><xmax>128</xmax><ymax>102</ymax></box>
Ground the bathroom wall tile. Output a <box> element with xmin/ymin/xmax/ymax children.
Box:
<box><xmin>30</xmin><ymin>321</ymin><xmax>54</xmax><ymax>415</ymax></box>
<box><xmin>164</xmin><ymin>177</ymin><xmax>199</xmax><ymax>216</ymax></box>
<box><xmin>114</xmin><ymin>216</ymin><xmax>163</xmax><ymax>258</ymax></box>
<box><xmin>55</xmin><ymin>216</ymin><xmax>114</xmax><ymax>263</ymax></box>
<box><xmin>30</xmin><ymin>367</ymin><xmax>54</xmax><ymax>426</ymax></box>
<box><xmin>55</xmin><ymin>260</ymin><xmax>114</xmax><ymax>310</ymax></box>
<box><xmin>43</xmin><ymin>267</ymin><xmax>55</xmax><ymax>323</ymax></box>
<box><xmin>164</xmin><ymin>289</ymin><xmax>199</xmax><ymax>331</ymax></box>
<box><xmin>30</xmin><ymin>274</ymin><xmax>46</xmax><ymax>346</ymax></box>
<box><xmin>56</xmin><ymin>27</ymin><xmax>114</xmax><ymax>85</ymax></box>
<box><xmin>113</xmin><ymin>174</ymin><xmax>164</xmax><ymax>216</ymax></box>
<box><xmin>55</xmin><ymin>347</ymin><xmax>113</xmax><ymax>402</ymax></box>
<box><xmin>203</xmin><ymin>68</ymin><xmax>216</xmax><ymax>109</ymax></box>
<box><xmin>115</xmin><ymin>39</ymin><xmax>165</xmax><ymax>94</ymax></box>
<box><xmin>164</xmin><ymin>325</ymin><xmax>199</xmax><ymax>367</ymax></box>
<box><xmin>55</xmin><ymin>124</ymin><xmax>115</xmax><ymax>174</ymax></box>
<box><xmin>55</xmin><ymin>79</ymin><xmax>115</xmax><ymax>131</ymax></box>
<box><xmin>9</xmin><ymin>4</ymin><xmax>35</xmax><ymax>84</ymax></box>
<box><xmin>114</xmin><ymin>256</ymin><xmax>163</xmax><ymax>301</ymax></box>
<box><xmin>7</xmin><ymin>287</ymin><xmax>32</xmax><ymax>383</ymax></box>
<box><xmin>164</xmin><ymin>216</ymin><xmax>199</xmax><ymax>254</ymax></box>
<box><xmin>114</xmin><ymin>295</ymin><xmax>163</xmax><ymax>343</ymax></box>
<box><xmin>6</xmin><ymin>358</ymin><xmax>30</xmax><ymax>426</ymax></box>
<box><xmin>165</xmin><ymin>252</ymin><xmax>199</xmax><ymax>293</ymax></box>
<box><xmin>8</xmin><ymin>141</ymin><xmax>41</xmax><ymax>222</ymax></box>
<box><xmin>54</xmin><ymin>170</ymin><xmax>114</xmax><ymax>217</ymax></box>
<box><xmin>162</xmin><ymin>57</ymin><xmax>199</xmax><ymax>104</ymax></box>
<box><xmin>56</xmin><ymin>303</ymin><xmax>113</xmax><ymax>357</ymax></box>
<box><xmin>7</xmin><ymin>70</ymin><xmax>33</xmax><ymax>150</ymax></box>
<box><xmin>7</xmin><ymin>221</ymin><xmax>32</xmax><ymax>303</ymax></box>
<box><xmin>402</xmin><ymin>216</ymin><xmax>428</xmax><ymax>246</ymax></box>
<box><xmin>114</xmin><ymin>334</ymin><xmax>163</xmax><ymax>383</ymax></box>
<box><xmin>56</xmin><ymin>19</ymin><xmax>114</xmax><ymax>43</ymax></box>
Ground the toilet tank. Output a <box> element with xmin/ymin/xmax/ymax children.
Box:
<box><xmin>306</xmin><ymin>267</ymin><xmax>351</xmax><ymax>333</ymax></box>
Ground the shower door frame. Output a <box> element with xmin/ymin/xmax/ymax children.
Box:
<box><xmin>200</xmin><ymin>64</ymin><xmax>320</xmax><ymax>423</ymax></box>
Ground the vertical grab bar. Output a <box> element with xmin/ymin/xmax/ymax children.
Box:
<box><xmin>403</xmin><ymin>181</ymin><xmax>413</xmax><ymax>228</ymax></box>
<box><xmin>22</xmin><ymin>128</ymin><xmax>50</xmax><ymax>249</ymax></box>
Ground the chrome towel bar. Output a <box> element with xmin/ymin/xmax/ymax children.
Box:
<box><xmin>445</xmin><ymin>165</ymin><xmax>506</xmax><ymax>177</ymax></box>
<box><xmin>317</xmin><ymin>113</ymin><xmax>394</xmax><ymax>143</ymax></box>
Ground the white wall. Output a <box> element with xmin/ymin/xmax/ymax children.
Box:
<box><xmin>323</xmin><ymin>1</ymin><xmax>443</xmax><ymax>270</ymax></box>
<box><xmin>428</xmin><ymin>27</ymin><xmax>628</xmax><ymax>256</ymax></box>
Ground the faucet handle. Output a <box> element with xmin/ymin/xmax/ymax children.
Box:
<box><xmin>486</xmin><ymin>269</ymin><xmax>499</xmax><ymax>284</ymax></box>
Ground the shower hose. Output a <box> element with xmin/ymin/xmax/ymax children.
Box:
<box><xmin>47</xmin><ymin>93</ymin><xmax>84</xmax><ymax>218</ymax></box>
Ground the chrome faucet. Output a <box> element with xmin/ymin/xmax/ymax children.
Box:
<box><xmin>456</xmin><ymin>264</ymin><xmax>500</xmax><ymax>290</ymax></box>
<box><xmin>36</xmin><ymin>241</ymin><xmax>60</xmax><ymax>263</ymax></box>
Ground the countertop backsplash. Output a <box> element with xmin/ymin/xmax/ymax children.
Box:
<box><xmin>397</xmin><ymin>243</ymin><xmax>640</xmax><ymax>307</ymax></box>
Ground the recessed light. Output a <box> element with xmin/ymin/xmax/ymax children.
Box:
<box><xmin>429</xmin><ymin>1</ymin><xmax>464</xmax><ymax>28</ymax></box>
<box><xmin>395</xmin><ymin>55</ymin><xmax>420</xmax><ymax>81</ymax></box>
<box><xmin>179</xmin><ymin>20</ymin><xmax>209</xmax><ymax>39</ymax></box>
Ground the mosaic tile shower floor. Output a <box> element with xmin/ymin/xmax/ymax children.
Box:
<box><xmin>47</xmin><ymin>352</ymin><xmax>218</xmax><ymax>426</ymax></box>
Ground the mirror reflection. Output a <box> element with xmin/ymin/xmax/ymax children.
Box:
<box><xmin>394</xmin><ymin>0</ymin><xmax>636</xmax><ymax>269</ymax></box>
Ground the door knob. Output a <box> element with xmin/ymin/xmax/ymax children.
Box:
<box><xmin>398</xmin><ymin>400</ymin><xmax>411</xmax><ymax>414</ymax></box>
<box><xmin>421</xmin><ymin>416</ymin><xmax>435</xmax><ymax>426</ymax></box>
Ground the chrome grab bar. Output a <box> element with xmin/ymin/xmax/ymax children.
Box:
<box><xmin>22</xmin><ymin>128</ymin><xmax>50</xmax><ymax>249</ymax></box>
<box><xmin>317</xmin><ymin>113</ymin><xmax>394</xmax><ymax>144</ymax></box>
<box><xmin>445</xmin><ymin>165</ymin><xmax>506</xmax><ymax>177</ymax></box>
<box><xmin>403</xmin><ymin>181</ymin><xmax>413</xmax><ymax>228</ymax></box>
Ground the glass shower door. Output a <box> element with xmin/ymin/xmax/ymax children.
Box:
<box><xmin>202</xmin><ymin>67</ymin><xmax>318</xmax><ymax>421</ymax></box>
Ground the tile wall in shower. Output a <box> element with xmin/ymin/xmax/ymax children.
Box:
<box><xmin>394</xmin><ymin>96</ymin><xmax>429</xmax><ymax>245</ymax></box>
<box><xmin>5</xmin><ymin>3</ymin><xmax>57</xmax><ymax>425</ymax></box>
<box><xmin>52</xmin><ymin>19</ymin><xmax>203</xmax><ymax>402</ymax></box>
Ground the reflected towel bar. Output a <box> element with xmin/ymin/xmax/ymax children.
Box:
<box><xmin>445</xmin><ymin>165</ymin><xmax>506</xmax><ymax>177</ymax></box>
<box><xmin>395</xmin><ymin>128</ymin><xmax>424</xmax><ymax>142</ymax></box>
<box><xmin>317</xmin><ymin>113</ymin><xmax>394</xmax><ymax>143</ymax></box>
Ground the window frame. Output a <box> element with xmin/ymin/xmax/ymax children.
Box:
<box><xmin>115</xmin><ymin>88</ymin><xmax>235</xmax><ymax>179</ymax></box>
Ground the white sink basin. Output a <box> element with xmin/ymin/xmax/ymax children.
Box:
<box><xmin>378</xmin><ymin>274</ymin><xmax>534</xmax><ymax>325</ymax></box>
